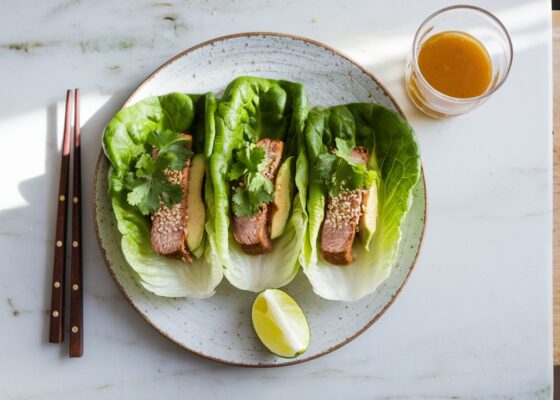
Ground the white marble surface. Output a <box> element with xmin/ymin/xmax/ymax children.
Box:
<box><xmin>0</xmin><ymin>0</ymin><xmax>552</xmax><ymax>398</ymax></box>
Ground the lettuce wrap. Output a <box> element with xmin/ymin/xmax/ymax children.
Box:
<box><xmin>302</xmin><ymin>104</ymin><xmax>420</xmax><ymax>302</ymax></box>
<box><xmin>210</xmin><ymin>77</ymin><xmax>309</xmax><ymax>292</ymax></box>
<box><xmin>103</xmin><ymin>93</ymin><xmax>223</xmax><ymax>298</ymax></box>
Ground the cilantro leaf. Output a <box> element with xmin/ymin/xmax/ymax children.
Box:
<box><xmin>148</xmin><ymin>130</ymin><xmax>192</xmax><ymax>170</ymax></box>
<box><xmin>124</xmin><ymin>130</ymin><xmax>192</xmax><ymax>215</ymax></box>
<box><xmin>252</xmin><ymin>149</ymin><xmax>267</xmax><ymax>173</ymax></box>
<box><xmin>231</xmin><ymin>186</ymin><xmax>257</xmax><ymax>217</ymax></box>
<box><xmin>317</xmin><ymin>138</ymin><xmax>376</xmax><ymax>195</ymax></box>
<box><xmin>228</xmin><ymin>144</ymin><xmax>266</xmax><ymax>178</ymax></box>
<box><xmin>248</xmin><ymin>174</ymin><xmax>274</xmax><ymax>203</ymax></box>
<box><xmin>231</xmin><ymin>176</ymin><xmax>274</xmax><ymax>217</ymax></box>
<box><xmin>134</xmin><ymin>154</ymin><xmax>156</xmax><ymax>177</ymax></box>
<box><xmin>125</xmin><ymin>173</ymin><xmax>160</xmax><ymax>216</ymax></box>
<box><xmin>228</xmin><ymin>143</ymin><xmax>275</xmax><ymax>217</ymax></box>
<box><xmin>127</xmin><ymin>181</ymin><xmax>150</xmax><ymax>206</ymax></box>
<box><xmin>227</xmin><ymin>162</ymin><xmax>247</xmax><ymax>181</ymax></box>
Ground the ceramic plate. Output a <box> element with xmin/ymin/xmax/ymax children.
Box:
<box><xmin>93</xmin><ymin>33</ymin><xmax>426</xmax><ymax>367</ymax></box>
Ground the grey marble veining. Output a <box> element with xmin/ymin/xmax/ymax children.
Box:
<box><xmin>0</xmin><ymin>0</ymin><xmax>552</xmax><ymax>399</ymax></box>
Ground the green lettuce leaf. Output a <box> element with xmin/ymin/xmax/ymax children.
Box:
<box><xmin>303</xmin><ymin>104</ymin><xmax>420</xmax><ymax>301</ymax></box>
<box><xmin>103</xmin><ymin>93</ymin><xmax>223</xmax><ymax>298</ymax></box>
<box><xmin>209</xmin><ymin>76</ymin><xmax>309</xmax><ymax>292</ymax></box>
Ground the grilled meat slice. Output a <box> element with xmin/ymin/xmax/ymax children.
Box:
<box><xmin>257</xmin><ymin>138</ymin><xmax>284</xmax><ymax>180</ymax></box>
<box><xmin>234</xmin><ymin>205</ymin><xmax>273</xmax><ymax>255</ymax></box>
<box><xmin>348</xmin><ymin>146</ymin><xmax>369</xmax><ymax>165</ymax></box>
<box><xmin>232</xmin><ymin>138</ymin><xmax>284</xmax><ymax>255</ymax></box>
<box><xmin>320</xmin><ymin>146</ymin><xmax>369</xmax><ymax>265</ymax></box>
<box><xmin>151</xmin><ymin>134</ymin><xmax>193</xmax><ymax>262</ymax></box>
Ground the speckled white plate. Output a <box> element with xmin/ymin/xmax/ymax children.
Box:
<box><xmin>93</xmin><ymin>33</ymin><xmax>426</xmax><ymax>367</ymax></box>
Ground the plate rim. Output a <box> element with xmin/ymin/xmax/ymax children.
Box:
<box><xmin>92</xmin><ymin>31</ymin><xmax>428</xmax><ymax>368</ymax></box>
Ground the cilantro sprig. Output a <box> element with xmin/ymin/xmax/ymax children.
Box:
<box><xmin>316</xmin><ymin>138</ymin><xmax>377</xmax><ymax>195</ymax></box>
<box><xmin>228</xmin><ymin>144</ymin><xmax>275</xmax><ymax>217</ymax></box>
<box><xmin>124</xmin><ymin>130</ymin><xmax>192</xmax><ymax>215</ymax></box>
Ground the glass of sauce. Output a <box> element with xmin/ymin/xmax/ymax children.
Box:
<box><xmin>405</xmin><ymin>5</ymin><xmax>513</xmax><ymax>118</ymax></box>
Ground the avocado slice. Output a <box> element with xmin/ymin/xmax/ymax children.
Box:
<box><xmin>270</xmin><ymin>157</ymin><xmax>294</xmax><ymax>240</ymax></box>
<box><xmin>359</xmin><ymin>182</ymin><xmax>378</xmax><ymax>251</ymax></box>
<box><xmin>190</xmin><ymin>238</ymin><xmax>205</xmax><ymax>259</ymax></box>
<box><xmin>186</xmin><ymin>154</ymin><xmax>206</xmax><ymax>253</ymax></box>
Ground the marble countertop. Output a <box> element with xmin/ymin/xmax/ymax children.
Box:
<box><xmin>0</xmin><ymin>0</ymin><xmax>553</xmax><ymax>398</ymax></box>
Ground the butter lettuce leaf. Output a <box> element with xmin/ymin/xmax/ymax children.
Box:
<box><xmin>210</xmin><ymin>77</ymin><xmax>309</xmax><ymax>292</ymax></box>
<box><xmin>103</xmin><ymin>93</ymin><xmax>223</xmax><ymax>298</ymax></box>
<box><xmin>303</xmin><ymin>104</ymin><xmax>420</xmax><ymax>301</ymax></box>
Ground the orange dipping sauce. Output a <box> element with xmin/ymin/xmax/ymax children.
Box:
<box><xmin>418</xmin><ymin>31</ymin><xmax>492</xmax><ymax>98</ymax></box>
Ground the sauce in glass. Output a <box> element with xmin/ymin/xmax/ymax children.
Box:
<box><xmin>418</xmin><ymin>31</ymin><xmax>492</xmax><ymax>98</ymax></box>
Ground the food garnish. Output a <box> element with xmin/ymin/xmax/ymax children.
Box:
<box><xmin>124</xmin><ymin>130</ymin><xmax>192</xmax><ymax>216</ymax></box>
<box><xmin>228</xmin><ymin>143</ymin><xmax>275</xmax><ymax>218</ymax></box>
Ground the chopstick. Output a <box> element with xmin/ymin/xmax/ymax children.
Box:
<box><xmin>69</xmin><ymin>88</ymin><xmax>83</xmax><ymax>357</ymax></box>
<box><xmin>49</xmin><ymin>90</ymin><xmax>72</xmax><ymax>343</ymax></box>
<box><xmin>48</xmin><ymin>89</ymin><xmax>84</xmax><ymax>356</ymax></box>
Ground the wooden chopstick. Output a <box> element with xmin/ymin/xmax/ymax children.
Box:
<box><xmin>49</xmin><ymin>90</ymin><xmax>72</xmax><ymax>343</ymax></box>
<box><xmin>69</xmin><ymin>88</ymin><xmax>83</xmax><ymax>357</ymax></box>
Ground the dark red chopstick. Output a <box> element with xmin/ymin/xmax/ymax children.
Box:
<box><xmin>69</xmin><ymin>88</ymin><xmax>83</xmax><ymax>357</ymax></box>
<box><xmin>49</xmin><ymin>90</ymin><xmax>72</xmax><ymax>343</ymax></box>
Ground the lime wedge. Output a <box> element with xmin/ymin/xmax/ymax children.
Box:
<box><xmin>251</xmin><ymin>289</ymin><xmax>310</xmax><ymax>358</ymax></box>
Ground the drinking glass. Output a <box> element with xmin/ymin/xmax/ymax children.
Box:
<box><xmin>405</xmin><ymin>5</ymin><xmax>513</xmax><ymax>118</ymax></box>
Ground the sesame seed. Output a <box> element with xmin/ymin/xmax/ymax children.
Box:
<box><xmin>324</xmin><ymin>189</ymin><xmax>364</xmax><ymax>231</ymax></box>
